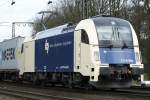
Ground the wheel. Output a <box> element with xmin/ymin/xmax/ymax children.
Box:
<box><xmin>85</xmin><ymin>84</ymin><xmax>94</xmax><ymax>90</ymax></box>
<box><xmin>63</xmin><ymin>79</ymin><xmax>74</xmax><ymax>88</ymax></box>
<box><xmin>67</xmin><ymin>80</ymin><xmax>74</xmax><ymax>89</ymax></box>
<box><xmin>141</xmin><ymin>84</ymin><xmax>145</xmax><ymax>88</ymax></box>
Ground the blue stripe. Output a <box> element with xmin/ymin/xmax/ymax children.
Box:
<box><xmin>100</xmin><ymin>48</ymin><xmax>136</xmax><ymax>64</ymax></box>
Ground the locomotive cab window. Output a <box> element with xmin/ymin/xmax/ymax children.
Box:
<box><xmin>81</xmin><ymin>30</ymin><xmax>89</xmax><ymax>44</ymax></box>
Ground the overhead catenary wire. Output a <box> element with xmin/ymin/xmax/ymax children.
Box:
<box><xmin>0</xmin><ymin>22</ymin><xmax>11</xmax><ymax>27</ymax></box>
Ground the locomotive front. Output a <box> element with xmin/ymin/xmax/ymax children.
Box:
<box><xmin>75</xmin><ymin>16</ymin><xmax>144</xmax><ymax>88</ymax></box>
<box><xmin>94</xmin><ymin>17</ymin><xmax>144</xmax><ymax>88</ymax></box>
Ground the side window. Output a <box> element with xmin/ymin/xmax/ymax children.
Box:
<box><xmin>21</xmin><ymin>44</ymin><xmax>24</xmax><ymax>53</ymax></box>
<box><xmin>81</xmin><ymin>30</ymin><xmax>89</xmax><ymax>44</ymax></box>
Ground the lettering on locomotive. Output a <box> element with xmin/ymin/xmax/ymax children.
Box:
<box><xmin>2</xmin><ymin>48</ymin><xmax>15</xmax><ymax>61</ymax></box>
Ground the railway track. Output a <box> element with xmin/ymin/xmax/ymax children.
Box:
<box><xmin>113</xmin><ymin>88</ymin><xmax>150</xmax><ymax>98</ymax></box>
<box><xmin>0</xmin><ymin>85</ymin><xmax>78</xmax><ymax>100</ymax></box>
<box><xmin>0</xmin><ymin>81</ymin><xmax>150</xmax><ymax>100</ymax></box>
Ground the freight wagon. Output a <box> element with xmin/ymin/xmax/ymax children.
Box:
<box><xmin>0</xmin><ymin>36</ymin><xmax>24</xmax><ymax>80</ymax></box>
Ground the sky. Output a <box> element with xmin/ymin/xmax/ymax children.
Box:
<box><xmin>0</xmin><ymin>0</ymin><xmax>55</xmax><ymax>42</ymax></box>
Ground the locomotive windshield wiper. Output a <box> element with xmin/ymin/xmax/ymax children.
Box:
<box><xmin>117</xmin><ymin>27</ymin><xmax>120</xmax><ymax>39</ymax></box>
<box><xmin>112</xmin><ymin>26</ymin><xmax>116</xmax><ymax>40</ymax></box>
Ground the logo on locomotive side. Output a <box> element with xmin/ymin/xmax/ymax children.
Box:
<box><xmin>45</xmin><ymin>40</ymin><xmax>49</xmax><ymax>54</ymax></box>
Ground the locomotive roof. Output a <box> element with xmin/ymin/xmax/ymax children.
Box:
<box><xmin>35</xmin><ymin>24</ymin><xmax>75</xmax><ymax>40</ymax></box>
<box><xmin>91</xmin><ymin>16</ymin><xmax>129</xmax><ymax>24</ymax></box>
<box><xmin>35</xmin><ymin>16</ymin><xmax>129</xmax><ymax>40</ymax></box>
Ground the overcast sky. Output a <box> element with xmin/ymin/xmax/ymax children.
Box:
<box><xmin>0</xmin><ymin>0</ymin><xmax>55</xmax><ymax>42</ymax></box>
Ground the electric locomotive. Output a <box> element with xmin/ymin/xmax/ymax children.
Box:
<box><xmin>0</xmin><ymin>16</ymin><xmax>144</xmax><ymax>88</ymax></box>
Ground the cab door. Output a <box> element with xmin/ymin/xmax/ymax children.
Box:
<box><xmin>74</xmin><ymin>30</ymin><xmax>81</xmax><ymax>71</ymax></box>
<box><xmin>74</xmin><ymin>30</ymin><xmax>91</xmax><ymax>76</ymax></box>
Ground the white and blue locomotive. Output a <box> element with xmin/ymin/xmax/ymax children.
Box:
<box><xmin>0</xmin><ymin>16</ymin><xmax>144</xmax><ymax>88</ymax></box>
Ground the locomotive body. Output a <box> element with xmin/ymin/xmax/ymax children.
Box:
<box><xmin>0</xmin><ymin>16</ymin><xmax>144</xmax><ymax>88</ymax></box>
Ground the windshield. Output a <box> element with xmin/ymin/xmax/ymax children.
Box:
<box><xmin>93</xmin><ymin>17</ymin><xmax>133</xmax><ymax>48</ymax></box>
